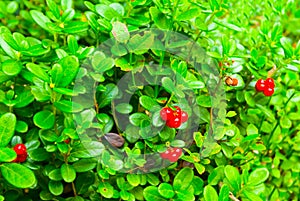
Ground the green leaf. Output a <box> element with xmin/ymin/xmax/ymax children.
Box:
<box><xmin>255</xmin><ymin>104</ymin><xmax>275</xmax><ymax>121</ymax></box>
<box><xmin>54</xmin><ymin>100</ymin><xmax>83</xmax><ymax>113</ymax></box>
<box><xmin>280</xmin><ymin>115</ymin><xmax>292</xmax><ymax>129</ymax></box>
<box><xmin>224</xmin><ymin>165</ymin><xmax>241</xmax><ymax>193</ymax></box>
<box><xmin>73</xmin><ymin>159</ymin><xmax>97</xmax><ymax>173</ymax></box>
<box><xmin>115</xmin><ymin>103</ymin><xmax>133</xmax><ymax>114</ymax></box>
<box><xmin>97</xmin><ymin>83</ymin><xmax>118</xmax><ymax>108</ymax></box>
<box><xmin>26</xmin><ymin>63</ymin><xmax>50</xmax><ymax>83</ymax></box>
<box><xmin>33</xmin><ymin>110</ymin><xmax>55</xmax><ymax>129</ymax></box>
<box><xmin>29</xmin><ymin>148</ymin><xmax>51</xmax><ymax>161</ymax></box>
<box><xmin>247</xmin><ymin>168</ymin><xmax>269</xmax><ymax>186</ymax></box>
<box><xmin>61</xmin><ymin>0</ymin><xmax>72</xmax><ymax>10</ymax></box>
<box><xmin>7</xmin><ymin>1</ymin><xmax>18</xmax><ymax>14</ymax></box>
<box><xmin>188</xmin><ymin>81</ymin><xmax>205</xmax><ymax>89</ymax></box>
<box><xmin>2</xmin><ymin>60</ymin><xmax>22</xmax><ymax>76</ymax></box>
<box><xmin>162</xmin><ymin>77</ymin><xmax>176</xmax><ymax>94</ymax></box>
<box><xmin>14</xmin><ymin>90</ymin><xmax>34</xmax><ymax>108</ymax></box>
<box><xmin>242</xmin><ymin>190</ymin><xmax>263</xmax><ymax>201</ymax></box>
<box><xmin>218</xmin><ymin>184</ymin><xmax>229</xmax><ymax>201</ymax></box>
<box><xmin>127</xmin><ymin>32</ymin><xmax>155</xmax><ymax>55</ymax></box>
<box><xmin>129</xmin><ymin>113</ymin><xmax>150</xmax><ymax>126</ymax></box>
<box><xmin>94</xmin><ymin>58</ymin><xmax>115</xmax><ymax>73</ymax></box>
<box><xmin>204</xmin><ymin>185</ymin><xmax>218</xmax><ymax>201</ymax></box>
<box><xmin>49</xmin><ymin>169</ymin><xmax>63</xmax><ymax>181</ymax></box>
<box><xmin>58</xmin><ymin>56</ymin><xmax>79</xmax><ymax>87</ymax></box>
<box><xmin>143</xmin><ymin>186</ymin><xmax>167</xmax><ymax>201</ymax></box>
<box><xmin>0</xmin><ymin>113</ymin><xmax>16</xmax><ymax>147</ymax></box>
<box><xmin>67</xmin><ymin>35</ymin><xmax>78</xmax><ymax>54</ymax></box>
<box><xmin>158</xmin><ymin>183</ymin><xmax>175</xmax><ymax>199</ymax></box>
<box><xmin>280</xmin><ymin>37</ymin><xmax>293</xmax><ymax>58</ymax></box>
<box><xmin>98</xmin><ymin>182</ymin><xmax>114</xmax><ymax>198</ymax></box>
<box><xmin>127</xmin><ymin>174</ymin><xmax>140</xmax><ymax>187</ymax></box>
<box><xmin>0</xmin><ymin>163</ymin><xmax>36</xmax><ymax>188</ymax></box>
<box><xmin>208</xmin><ymin>166</ymin><xmax>225</xmax><ymax>185</ymax></box>
<box><xmin>149</xmin><ymin>7</ymin><xmax>170</xmax><ymax>29</ymax></box>
<box><xmin>176</xmin><ymin>8</ymin><xmax>199</xmax><ymax>21</ymax></box>
<box><xmin>139</xmin><ymin>96</ymin><xmax>159</xmax><ymax>111</ymax></box>
<box><xmin>95</xmin><ymin>4</ymin><xmax>120</xmax><ymax>20</ymax></box>
<box><xmin>173</xmin><ymin>167</ymin><xmax>194</xmax><ymax>191</ymax></box>
<box><xmin>111</xmin><ymin>21</ymin><xmax>129</xmax><ymax>43</ymax></box>
<box><xmin>63</xmin><ymin>21</ymin><xmax>89</xmax><ymax>34</ymax></box>
<box><xmin>21</xmin><ymin>44</ymin><xmax>50</xmax><ymax>57</ymax></box>
<box><xmin>214</xmin><ymin>19</ymin><xmax>243</xmax><ymax>32</ymax></box>
<box><xmin>49</xmin><ymin>180</ymin><xmax>63</xmax><ymax>196</ymax></box>
<box><xmin>246</xmin><ymin>124</ymin><xmax>258</xmax><ymax>135</ymax></box>
<box><xmin>0</xmin><ymin>147</ymin><xmax>17</xmax><ymax>162</ymax></box>
<box><xmin>76</xmin><ymin>172</ymin><xmax>95</xmax><ymax>195</ymax></box>
<box><xmin>70</xmin><ymin>141</ymin><xmax>104</xmax><ymax>158</ymax></box>
<box><xmin>61</xmin><ymin>163</ymin><xmax>76</xmax><ymax>183</ymax></box>
<box><xmin>177</xmin><ymin>189</ymin><xmax>195</xmax><ymax>201</ymax></box>
<box><xmin>30</xmin><ymin>10</ymin><xmax>52</xmax><ymax>32</ymax></box>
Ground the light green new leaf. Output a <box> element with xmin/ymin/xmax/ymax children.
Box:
<box><xmin>0</xmin><ymin>163</ymin><xmax>36</xmax><ymax>188</ymax></box>
<box><xmin>0</xmin><ymin>113</ymin><xmax>16</xmax><ymax>147</ymax></box>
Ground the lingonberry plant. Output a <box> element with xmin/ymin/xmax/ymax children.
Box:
<box><xmin>0</xmin><ymin>0</ymin><xmax>299</xmax><ymax>201</ymax></box>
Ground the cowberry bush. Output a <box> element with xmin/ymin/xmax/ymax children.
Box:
<box><xmin>0</xmin><ymin>0</ymin><xmax>299</xmax><ymax>200</ymax></box>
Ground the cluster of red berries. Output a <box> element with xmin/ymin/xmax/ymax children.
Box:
<box><xmin>12</xmin><ymin>144</ymin><xmax>28</xmax><ymax>163</ymax></box>
<box><xmin>160</xmin><ymin>106</ymin><xmax>188</xmax><ymax>128</ymax></box>
<box><xmin>255</xmin><ymin>78</ymin><xmax>275</xmax><ymax>96</ymax></box>
<box><xmin>160</xmin><ymin>147</ymin><xmax>182</xmax><ymax>162</ymax></box>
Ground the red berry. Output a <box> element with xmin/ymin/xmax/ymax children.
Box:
<box><xmin>265</xmin><ymin>78</ymin><xmax>275</xmax><ymax>88</ymax></box>
<box><xmin>64</xmin><ymin>139</ymin><xmax>70</xmax><ymax>144</ymax></box>
<box><xmin>255</xmin><ymin>79</ymin><xmax>266</xmax><ymax>92</ymax></box>
<box><xmin>160</xmin><ymin>107</ymin><xmax>173</xmax><ymax>121</ymax></box>
<box><xmin>166</xmin><ymin>117</ymin><xmax>181</xmax><ymax>128</ymax></box>
<box><xmin>18</xmin><ymin>153</ymin><xmax>28</xmax><ymax>163</ymax></box>
<box><xmin>181</xmin><ymin>111</ymin><xmax>188</xmax><ymax>123</ymax></box>
<box><xmin>14</xmin><ymin>144</ymin><xmax>27</xmax><ymax>155</ymax></box>
<box><xmin>263</xmin><ymin>87</ymin><xmax>274</xmax><ymax>96</ymax></box>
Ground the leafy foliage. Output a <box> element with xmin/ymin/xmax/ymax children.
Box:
<box><xmin>0</xmin><ymin>0</ymin><xmax>299</xmax><ymax>200</ymax></box>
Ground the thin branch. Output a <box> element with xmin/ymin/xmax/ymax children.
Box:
<box><xmin>229</xmin><ymin>192</ymin><xmax>240</xmax><ymax>201</ymax></box>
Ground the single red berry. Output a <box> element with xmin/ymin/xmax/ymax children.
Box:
<box><xmin>160</xmin><ymin>107</ymin><xmax>173</xmax><ymax>121</ymax></box>
<box><xmin>181</xmin><ymin>111</ymin><xmax>188</xmax><ymax>123</ymax></box>
<box><xmin>14</xmin><ymin>144</ymin><xmax>27</xmax><ymax>155</ymax></box>
<box><xmin>166</xmin><ymin>117</ymin><xmax>181</xmax><ymax>128</ymax></box>
<box><xmin>265</xmin><ymin>78</ymin><xmax>275</xmax><ymax>88</ymax></box>
<box><xmin>255</xmin><ymin>79</ymin><xmax>266</xmax><ymax>92</ymax></box>
<box><xmin>263</xmin><ymin>87</ymin><xmax>274</xmax><ymax>96</ymax></box>
<box><xmin>64</xmin><ymin>139</ymin><xmax>70</xmax><ymax>144</ymax></box>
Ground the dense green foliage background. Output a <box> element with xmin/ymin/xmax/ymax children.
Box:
<box><xmin>0</xmin><ymin>0</ymin><xmax>299</xmax><ymax>200</ymax></box>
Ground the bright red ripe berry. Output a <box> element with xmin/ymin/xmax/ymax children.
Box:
<box><xmin>160</xmin><ymin>107</ymin><xmax>173</xmax><ymax>121</ymax></box>
<box><xmin>255</xmin><ymin>79</ymin><xmax>266</xmax><ymax>92</ymax></box>
<box><xmin>14</xmin><ymin>144</ymin><xmax>27</xmax><ymax>155</ymax></box>
<box><xmin>166</xmin><ymin>117</ymin><xmax>181</xmax><ymax>128</ymax></box>
<box><xmin>263</xmin><ymin>87</ymin><xmax>274</xmax><ymax>96</ymax></box>
<box><xmin>181</xmin><ymin>111</ymin><xmax>188</xmax><ymax>123</ymax></box>
<box><xmin>265</xmin><ymin>78</ymin><xmax>275</xmax><ymax>88</ymax></box>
